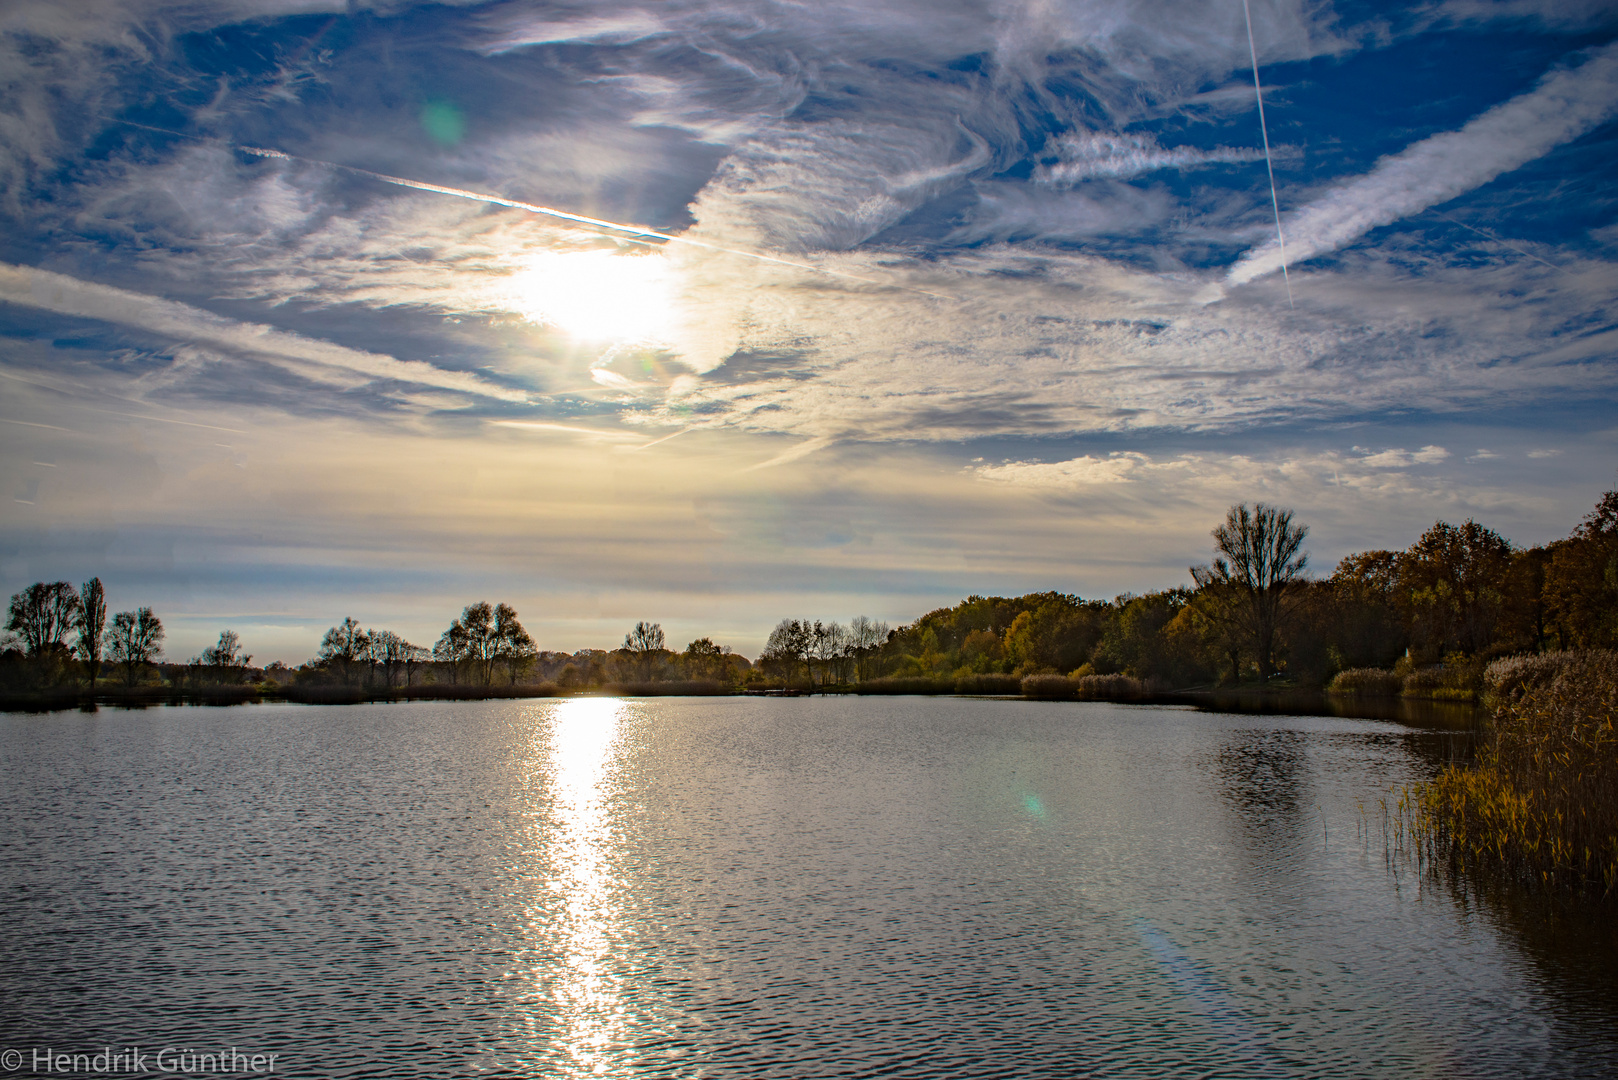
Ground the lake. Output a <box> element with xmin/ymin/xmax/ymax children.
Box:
<box><xmin>2</xmin><ymin>697</ymin><xmax>1614</xmax><ymax>1078</ymax></box>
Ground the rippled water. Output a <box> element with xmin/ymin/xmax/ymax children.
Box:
<box><xmin>2</xmin><ymin>698</ymin><xmax>1614</xmax><ymax>1078</ymax></box>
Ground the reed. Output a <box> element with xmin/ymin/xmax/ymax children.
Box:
<box><xmin>1326</xmin><ymin>667</ymin><xmax>1403</xmax><ymax>696</ymax></box>
<box><xmin>1415</xmin><ymin>650</ymin><xmax>1618</xmax><ymax>899</ymax></box>
<box><xmin>1019</xmin><ymin>673</ymin><xmax>1144</xmax><ymax>701</ymax></box>
<box><xmin>954</xmin><ymin>673</ymin><xmax>1024</xmax><ymax>695</ymax></box>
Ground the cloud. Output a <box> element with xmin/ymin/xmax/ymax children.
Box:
<box><xmin>1353</xmin><ymin>445</ymin><xmax>1450</xmax><ymax>467</ymax></box>
<box><xmin>1527</xmin><ymin>448</ymin><xmax>1564</xmax><ymax>459</ymax></box>
<box><xmin>1229</xmin><ymin>41</ymin><xmax>1618</xmax><ymax>285</ymax></box>
<box><xmin>0</xmin><ymin>262</ymin><xmax>527</xmax><ymax>404</ymax></box>
<box><xmin>973</xmin><ymin>452</ymin><xmax>1173</xmax><ymax>486</ymax></box>
<box><xmin>1035</xmin><ymin>132</ymin><xmax>1264</xmax><ymax>185</ymax></box>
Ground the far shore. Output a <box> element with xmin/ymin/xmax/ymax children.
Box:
<box><xmin>0</xmin><ymin>680</ymin><xmax>1484</xmax><ymax>726</ymax></box>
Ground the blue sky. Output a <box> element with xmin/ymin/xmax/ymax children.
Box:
<box><xmin>1</xmin><ymin>0</ymin><xmax>1615</xmax><ymax>662</ymax></box>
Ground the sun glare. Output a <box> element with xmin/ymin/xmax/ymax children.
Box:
<box><xmin>508</xmin><ymin>250</ymin><xmax>675</xmax><ymax>344</ymax></box>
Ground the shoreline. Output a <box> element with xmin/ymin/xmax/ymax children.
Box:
<box><xmin>0</xmin><ymin>683</ymin><xmax>1484</xmax><ymax>726</ymax></box>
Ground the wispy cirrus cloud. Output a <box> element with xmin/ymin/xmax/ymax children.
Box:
<box><xmin>1035</xmin><ymin>132</ymin><xmax>1264</xmax><ymax>186</ymax></box>
<box><xmin>0</xmin><ymin>262</ymin><xmax>527</xmax><ymax>404</ymax></box>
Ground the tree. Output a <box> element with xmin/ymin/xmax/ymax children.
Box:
<box><xmin>1328</xmin><ymin>550</ymin><xmax>1405</xmax><ymax>669</ymax></box>
<box><xmin>199</xmin><ymin>629</ymin><xmax>251</xmax><ymax>684</ymax></box>
<box><xmin>762</xmin><ymin>619</ymin><xmax>812</xmax><ymax>686</ymax></box>
<box><xmin>77</xmin><ymin>577</ymin><xmax>107</xmax><ymax>686</ymax></box>
<box><xmin>318</xmin><ymin>617</ymin><xmax>370</xmax><ymax>685</ymax></box>
<box><xmin>460</xmin><ymin>602</ymin><xmax>497</xmax><ymax>685</ymax></box>
<box><xmin>682</xmin><ymin>637</ymin><xmax>726</xmax><ymax>681</ymax></box>
<box><xmin>1190</xmin><ymin>503</ymin><xmax>1309</xmax><ymax>681</ymax></box>
<box><xmin>6</xmin><ymin>580</ymin><xmax>81</xmax><ymax>655</ymax></box>
<box><xmin>6</xmin><ymin>581</ymin><xmax>81</xmax><ymax>687</ymax></box>
<box><xmin>433</xmin><ymin>619</ymin><xmax>470</xmax><ymax>685</ymax></box>
<box><xmin>1399</xmin><ymin>519</ymin><xmax>1513</xmax><ymax>659</ymax></box>
<box><xmin>1544</xmin><ymin>488</ymin><xmax>1618</xmax><ymax>649</ymax></box>
<box><xmin>369</xmin><ymin>630</ymin><xmax>424</xmax><ymax>688</ymax></box>
<box><xmin>623</xmin><ymin>621</ymin><xmax>666</xmax><ymax>682</ymax></box>
<box><xmin>493</xmin><ymin>604</ymin><xmax>536</xmax><ymax>685</ymax></box>
<box><xmin>105</xmin><ymin>608</ymin><xmax>163</xmax><ymax>687</ymax></box>
<box><xmin>810</xmin><ymin>620</ymin><xmax>849</xmax><ymax>688</ymax></box>
<box><xmin>847</xmin><ymin>616</ymin><xmax>889</xmax><ymax>681</ymax></box>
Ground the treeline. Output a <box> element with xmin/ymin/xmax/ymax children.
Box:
<box><xmin>847</xmin><ymin>489</ymin><xmax>1617</xmax><ymax>699</ymax></box>
<box><xmin>5</xmin><ymin>486</ymin><xmax>1614</xmax><ymax>703</ymax></box>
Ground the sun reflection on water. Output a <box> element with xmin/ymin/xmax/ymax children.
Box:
<box><xmin>521</xmin><ymin>696</ymin><xmax>630</xmax><ymax>1076</ymax></box>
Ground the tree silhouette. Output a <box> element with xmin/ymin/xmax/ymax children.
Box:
<box><xmin>623</xmin><ymin>621</ymin><xmax>665</xmax><ymax>681</ymax></box>
<box><xmin>106</xmin><ymin>608</ymin><xmax>163</xmax><ymax>687</ymax></box>
<box><xmin>1191</xmin><ymin>503</ymin><xmax>1309</xmax><ymax>681</ymax></box>
<box><xmin>763</xmin><ymin>619</ymin><xmax>812</xmax><ymax>687</ymax></box>
<box><xmin>200</xmin><ymin>630</ymin><xmax>251</xmax><ymax>683</ymax></box>
<box><xmin>319</xmin><ymin>617</ymin><xmax>370</xmax><ymax>685</ymax></box>
<box><xmin>7</xmin><ymin>581</ymin><xmax>81</xmax><ymax>686</ymax></box>
<box><xmin>494</xmin><ymin>604</ymin><xmax>536</xmax><ymax>685</ymax></box>
<box><xmin>78</xmin><ymin>578</ymin><xmax>106</xmax><ymax>687</ymax></box>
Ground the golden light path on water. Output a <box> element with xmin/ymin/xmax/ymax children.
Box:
<box><xmin>508</xmin><ymin>697</ymin><xmax>632</xmax><ymax>1076</ymax></box>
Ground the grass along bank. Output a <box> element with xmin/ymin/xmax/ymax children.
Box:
<box><xmin>1413</xmin><ymin>651</ymin><xmax>1618</xmax><ymax>899</ymax></box>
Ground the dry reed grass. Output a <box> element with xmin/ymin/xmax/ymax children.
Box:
<box><xmin>1327</xmin><ymin>667</ymin><xmax>1403</xmax><ymax>696</ymax></box>
<box><xmin>1416</xmin><ymin>650</ymin><xmax>1618</xmax><ymax>899</ymax></box>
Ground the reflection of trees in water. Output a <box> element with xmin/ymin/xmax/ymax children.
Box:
<box><xmin>1214</xmin><ymin>729</ymin><xmax>1311</xmax><ymax>863</ymax></box>
<box><xmin>1431</xmin><ymin>874</ymin><xmax>1618</xmax><ymax>1067</ymax></box>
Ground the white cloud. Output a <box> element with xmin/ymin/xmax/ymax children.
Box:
<box><xmin>1035</xmin><ymin>132</ymin><xmax>1263</xmax><ymax>185</ymax></box>
<box><xmin>1527</xmin><ymin>448</ymin><xmax>1564</xmax><ymax>459</ymax></box>
<box><xmin>1229</xmin><ymin>40</ymin><xmax>1618</xmax><ymax>285</ymax></box>
<box><xmin>1353</xmin><ymin>445</ymin><xmax>1449</xmax><ymax>467</ymax></box>
<box><xmin>0</xmin><ymin>262</ymin><xmax>527</xmax><ymax>403</ymax></box>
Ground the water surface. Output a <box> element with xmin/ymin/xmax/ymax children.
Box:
<box><xmin>1</xmin><ymin>698</ymin><xmax>1612</xmax><ymax>1077</ymax></box>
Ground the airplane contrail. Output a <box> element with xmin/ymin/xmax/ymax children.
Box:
<box><xmin>1242</xmin><ymin>0</ymin><xmax>1293</xmax><ymax>308</ymax></box>
<box><xmin>112</xmin><ymin>119</ymin><xmax>951</xmax><ymax>298</ymax></box>
<box><xmin>167</xmin><ymin>135</ymin><xmax>947</xmax><ymax>299</ymax></box>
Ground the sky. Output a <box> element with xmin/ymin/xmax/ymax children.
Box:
<box><xmin>1</xmin><ymin>0</ymin><xmax>1615</xmax><ymax>664</ymax></box>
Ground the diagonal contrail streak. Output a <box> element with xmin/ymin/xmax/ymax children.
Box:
<box><xmin>112</xmin><ymin>120</ymin><xmax>950</xmax><ymax>298</ymax></box>
<box><xmin>232</xmin><ymin>144</ymin><xmax>951</xmax><ymax>300</ymax></box>
<box><xmin>1242</xmin><ymin>0</ymin><xmax>1293</xmax><ymax>307</ymax></box>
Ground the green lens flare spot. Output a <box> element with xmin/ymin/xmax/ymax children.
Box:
<box><xmin>1023</xmin><ymin>794</ymin><xmax>1046</xmax><ymax>820</ymax></box>
<box><xmin>420</xmin><ymin>101</ymin><xmax>466</xmax><ymax>146</ymax></box>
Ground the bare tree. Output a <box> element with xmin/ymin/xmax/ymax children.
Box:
<box><xmin>319</xmin><ymin>617</ymin><xmax>370</xmax><ymax>686</ymax></box>
<box><xmin>623</xmin><ymin>621</ymin><xmax>665</xmax><ymax>682</ymax></box>
<box><xmin>369</xmin><ymin>630</ymin><xmax>423</xmax><ymax>688</ymax></box>
<box><xmin>848</xmin><ymin>616</ymin><xmax>889</xmax><ymax>682</ymax></box>
<box><xmin>811</xmin><ymin>620</ymin><xmax>849</xmax><ymax>689</ymax></box>
<box><xmin>105</xmin><ymin>608</ymin><xmax>164</xmax><ymax>687</ymax></box>
<box><xmin>77</xmin><ymin>577</ymin><xmax>106</xmax><ymax>687</ymax></box>
<box><xmin>6</xmin><ymin>581</ymin><xmax>81</xmax><ymax>686</ymax></box>
<box><xmin>200</xmin><ymin>629</ymin><xmax>251</xmax><ymax>683</ymax></box>
<box><xmin>1190</xmin><ymin>503</ymin><xmax>1309</xmax><ymax>681</ymax></box>
<box><xmin>7</xmin><ymin>580</ymin><xmax>81</xmax><ymax>655</ymax></box>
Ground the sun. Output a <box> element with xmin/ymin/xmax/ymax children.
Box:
<box><xmin>507</xmin><ymin>249</ymin><xmax>675</xmax><ymax>344</ymax></box>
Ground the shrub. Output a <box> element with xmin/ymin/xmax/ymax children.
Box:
<box><xmin>1327</xmin><ymin>667</ymin><xmax>1403</xmax><ymax>696</ymax></box>
<box><xmin>955</xmin><ymin>673</ymin><xmax>1023</xmax><ymax>695</ymax></box>
<box><xmin>1419</xmin><ymin>650</ymin><xmax>1618</xmax><ymax>897</ymax></box>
